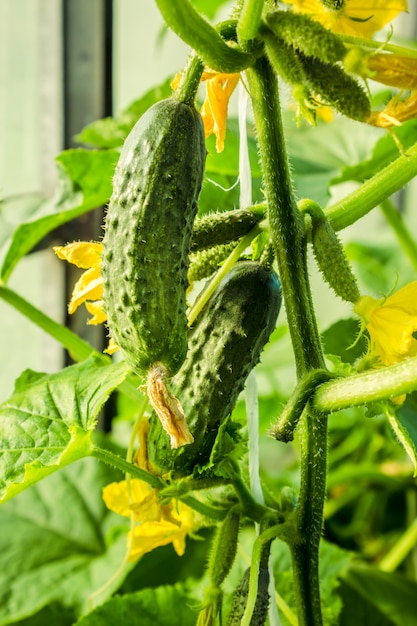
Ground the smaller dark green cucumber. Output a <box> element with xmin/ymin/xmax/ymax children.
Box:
<box><xmin>226</xmin><ymin>567</ymin><xmax>270</xmax><ymax>626</ymax></box>
<box><xmin>102</xmin><ymin>97</ymin><xmax>206</xmax><ymax>378</ymax></box>
<box><xmin>147</xmin><ymin>261</ymin><xmax>282</xmax><ymax>475</ymax></box>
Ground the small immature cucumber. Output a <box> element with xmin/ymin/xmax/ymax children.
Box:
<box><xmin>298</xmin><ymin>53</ymin><xmax>370</xmax><ymax>122</ymax></box>
<box><xmin>227</xmin><ymin>566</ymin><xmax>270</xmax><ymax>626</ymax></box>
<box><xmin>265</xmin><ymin>10</ymin><xmax>347</xmax><ymax>65</ymax></box>
<box><xmin>147</xmin><ymin>260</ymin><xmax>282</xmax><ymax>475</ymax></box>
<box><xmin>102</xmin><ymin>97</ymin><xmax>206</xmax><ymax>377</ymax></box>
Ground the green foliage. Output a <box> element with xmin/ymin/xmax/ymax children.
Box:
<box><xmin>271</xmin><ymin>538</ymin><xmax>352</xmax><ymax>626</ymax></box>
<box><xmin>0</xmin><ymin>357</ymin><xmax>129</xmax><ymax>502</ymax></box>
<box><xmin>76</xmin><ymin>80</ymin><xmax>174</xmax><ymax>148</ymax></box>
<box><xmin>75</xmin><ymin>585</ymin><xmax>199</xmax><ymax>626</ymax></box>
<box><xmin>332</xmin><ymin>119</ymin><xmax>417</xmax><ymax>185</ymax></box>
<box><xmin>0</xmin><ymin>458</ymin><xmax>129</xmax><ymax>625</ymax></box>
<box><xmin>0</xmin><ymin>149</ymin><xmax>118</xmax><ymax>282</ymax></box>
<box><xmin>339</xmin><ymin>564</ymin><xmax>417</xmax><ymax>626</ymax></box>
<box><xmin>321</xmin><ymin>318</ymin><xmax>366</xmax><ymax>365</ymax></box>
<box><xmin>393</xmin><ymin>393</ymin><xmax>417</xmax><ymax>475</ymax></box>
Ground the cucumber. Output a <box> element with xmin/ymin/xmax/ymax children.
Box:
<box><xmin>226</xmin><ymin>567</ymin><xmax>270</xmax><ymax>626</ymax></box>
<box><xmin>147</xmin><ymin>260</ymin><xmax>282</xmax><ymax>475</ymax></box>
<box><xmin>102</xmin><ymin>97</ymin><xmax>206</xmax><ymax>378</ymax></box>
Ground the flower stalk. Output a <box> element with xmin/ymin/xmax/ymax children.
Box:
<box><xmin>312</xmin><ymin>354</ymin><xmax>417</xmax><ymax>412</ymax></box>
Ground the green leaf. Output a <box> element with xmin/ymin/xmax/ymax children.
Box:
<box><xmin>271</xmin><ymin>539</ymin><xmax>352</xmax><ymax>626</ymax></box>
<box><xmin>0</xmin><ymin>456</ymin><xmax>130</xmax><ymax>625</ymax></box>
<box><xmin>0</xmin><ymin>356</ymin><xmax>129</xmax><ymax>502</ymax></box>
<box><xmin>388</xmin><ymin>393</ymin><xmax>417</xmax><ymax>475</ymax></box>
<box><xmin>284</xmin><ymin>115</ymin><xmax>382</xmax><ymax>206</ymax></box>
<box><xmin>321</xmin><ymin>318</ymin><xmax>365</xmax><ymax>364</ymax></box>
<box><xmin>340</xmin><ymin>564</ymin><xmax>417</xmax><ymax>626</ymax></box>
<box><xmin>75</xmin><ymin>585</ymin><xmax>199</xmax><ymax>626</ymax></box>
<box><xmin>76</xmin><ymin>79</ymin><xmax>173</xmax><ymax>148</ymax></box>
<box><xmin>199</xmin><ymin>123</ymin><xmax>264</xmax><ymax>214</ymax></box>
<box><xmin>0</xmin><ymin>193</ymin><xmax>45</xmax><ymax>251</ymax></box>
<box><xmin>8</xmin><ymin>604</ymin><xmax>75</xmax><ymax>626</ymax></box>
<box><xmin>332</xmin><ymin>119</ymin><xmax>417</xmax><ymax>185</ymax></box>
<box><xmin>0</xmin><ymin>149</ymin><xmax>118</xmax><ymax>282</ymax></box>
<box><xmin>346</xmin><ymin>241</ymin><xmax>401</xmax><ymax>294</ymax></box>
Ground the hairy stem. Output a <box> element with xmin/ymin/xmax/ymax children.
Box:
<box><xmin>174</xmin><ymin>54</ymin><xmax>205</xmax><ymax>105</ymax></box>
<box><xmin>237</xmin><ymin>0</ymin><xmax>265</xmax><ymax>45</ymax></box>
<box><xmin>313</xmin><ymin>355</ymin><xmax>417</xmax><ymax>412</ymax></box>
<box><xmin>154</xmin><ymin>0</ymin><xmax>252</xmax><ymax>72</ymax></box>
<box><xmin>326</xmin><ymin>140</ymin><xmax>417</xmax><ymax>231</ymax></box>
<box><xmin>246</xmin><ymin>57</ymin><xmax>327</xmax><ymax>625</ymax></box>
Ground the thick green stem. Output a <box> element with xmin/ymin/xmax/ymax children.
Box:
<box><xmin>237</xmin><ymin>0</ymin><xmax>264</xmax><ymax>45</ymax></box>
<box><xmin>269</xmin><ymin>369</ymin><xmax>334</xmax><ymax>442</ymax></box>
<box><xmin>313</xmin><ymin>354</ymin><xmax>417</xmax><ymax>411</ymax></box>
<box><xmin>326</xmin><ymin>140</ymin><xmax>417</xmax><ymax>232</ymax></box>
<box><xmin>246</xmin><ymin>57</ymin><xmax>326</xmax><ymax>625</ymax></box>
<box><xmin>246</xmin><ymin>63</ymin><xmax>322</xmax><ymax>375</ymax></box>
<box><xmin>154</xmin><ymin>0</ymin><xmax>252</xmax><ymax>72</ymax></box>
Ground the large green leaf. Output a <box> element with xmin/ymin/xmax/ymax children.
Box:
<box><xmin>332</xmin><ymin>119</ymin><xmax>417</xmax><ymax>185</ymax></box>
<box><xmin>346</xmin><ymin>241</ymin><xmax>404</xmax><ymax>294</ymax></box>
<box><xmin>271</xmin><ymin>539</ymin><xmax>352</xmax><ymax>626</ymax></box>
<box><xmin>0</xmin><ymin>149</ymin><xmax>118</xmax><ymax>282</ymax></box>
<box><xmin>75</xmin><ymin>585</ymin><xmax>199</xmax><ymax>626</ymax></box>
<box><xmin>0</xmin><ymin>456</ymin><xmax>130</xmax><ymax>625</ymax></box>
<box><xmin>76</xmin><ymin>79</ymin><xmax>173</xmax><ymax>149</ymax></box>
<box><xmin>284</xmin><ymin>115</ymin><xmax>382</xmax><ymax>206</ymax></box>
<box><xmin>0</xmin><ymin>193</ymin><xmax>45</xmax><ymax>251</ymax></box>
<box><xmin>0</xmin><ymin>356</ymin><xmax>129</xmax><ymax>502</ymax></box>
<box><xmin>340</xmin><ymin>564</ymin><xmax>417</xmax><ymax>626</ymax></box>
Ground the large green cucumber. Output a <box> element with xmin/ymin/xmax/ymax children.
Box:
<box><xmin>147</xmin><ymin>261</ymin><xmax>282</xmax><ymax>475</ymax></box>
<box><xmin>102</xmin><ymin>97</ymin><xmax>206</xmax><ymax>377</ymax></box>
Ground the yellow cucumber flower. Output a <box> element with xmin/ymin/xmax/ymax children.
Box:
<box><xmin>362</xmin><ymin>53</ymin><xmax>417</xmax><ymax>91</ymax></box>
<box><xmin>200</xmin><ymin>71</ymin><xmax>240</xmax><ymax>153</ymax></box>
<box><xmin>283</xmin><ymin>0</ymin><xmax>408</xmax><ymax>38</ymax></box>
<box><xmin>354</xmin><ymin>282</ymin><xmax>417</xmax><ymax>367</ymax></box>
<box><xmin>103</xmin><ymin>479</ymin><xmax>196</xmax><ymax>561</ymax></box>
<box><xmin>172</xmin><ymin>70</ymin><xmax>240</xmax><ymax>152</ymax></box>
<box><xmin>343</xmin><ymin>50</ymin><xmax>417</xmax><ymax>128</ymax></box>
<box><xmin>367</xmin><ymin>90</ymin><xmax>417</xmax><ymax>128</ymax></box>
<box><xmin>53</xmin><ymin>241</ymin><xmax>117</xmax><ymax>354</ymax></box>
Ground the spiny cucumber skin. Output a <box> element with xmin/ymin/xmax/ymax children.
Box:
<box><xmin>147</xmin><ymin>261</ymin><xmax>282</xmax><ymax>476</ymax></box>
<box><xmin>299</xmin><ymin>53</ymin><xmax>370</xmax><ymax>121</ymax></box>
<box><xmin>226</xmin><ymin>567</ymin><xmax>270</xmax><ymax>626</ymax></box>
<box><xmin>102</xmin><ymin>98</ymin><xmax>206</xmax><ymax>376</ymax></box>
<box><xmin>266</xmin><ymin>10</ymin><xmax>347</xmax><ymax>65</ymax></box>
